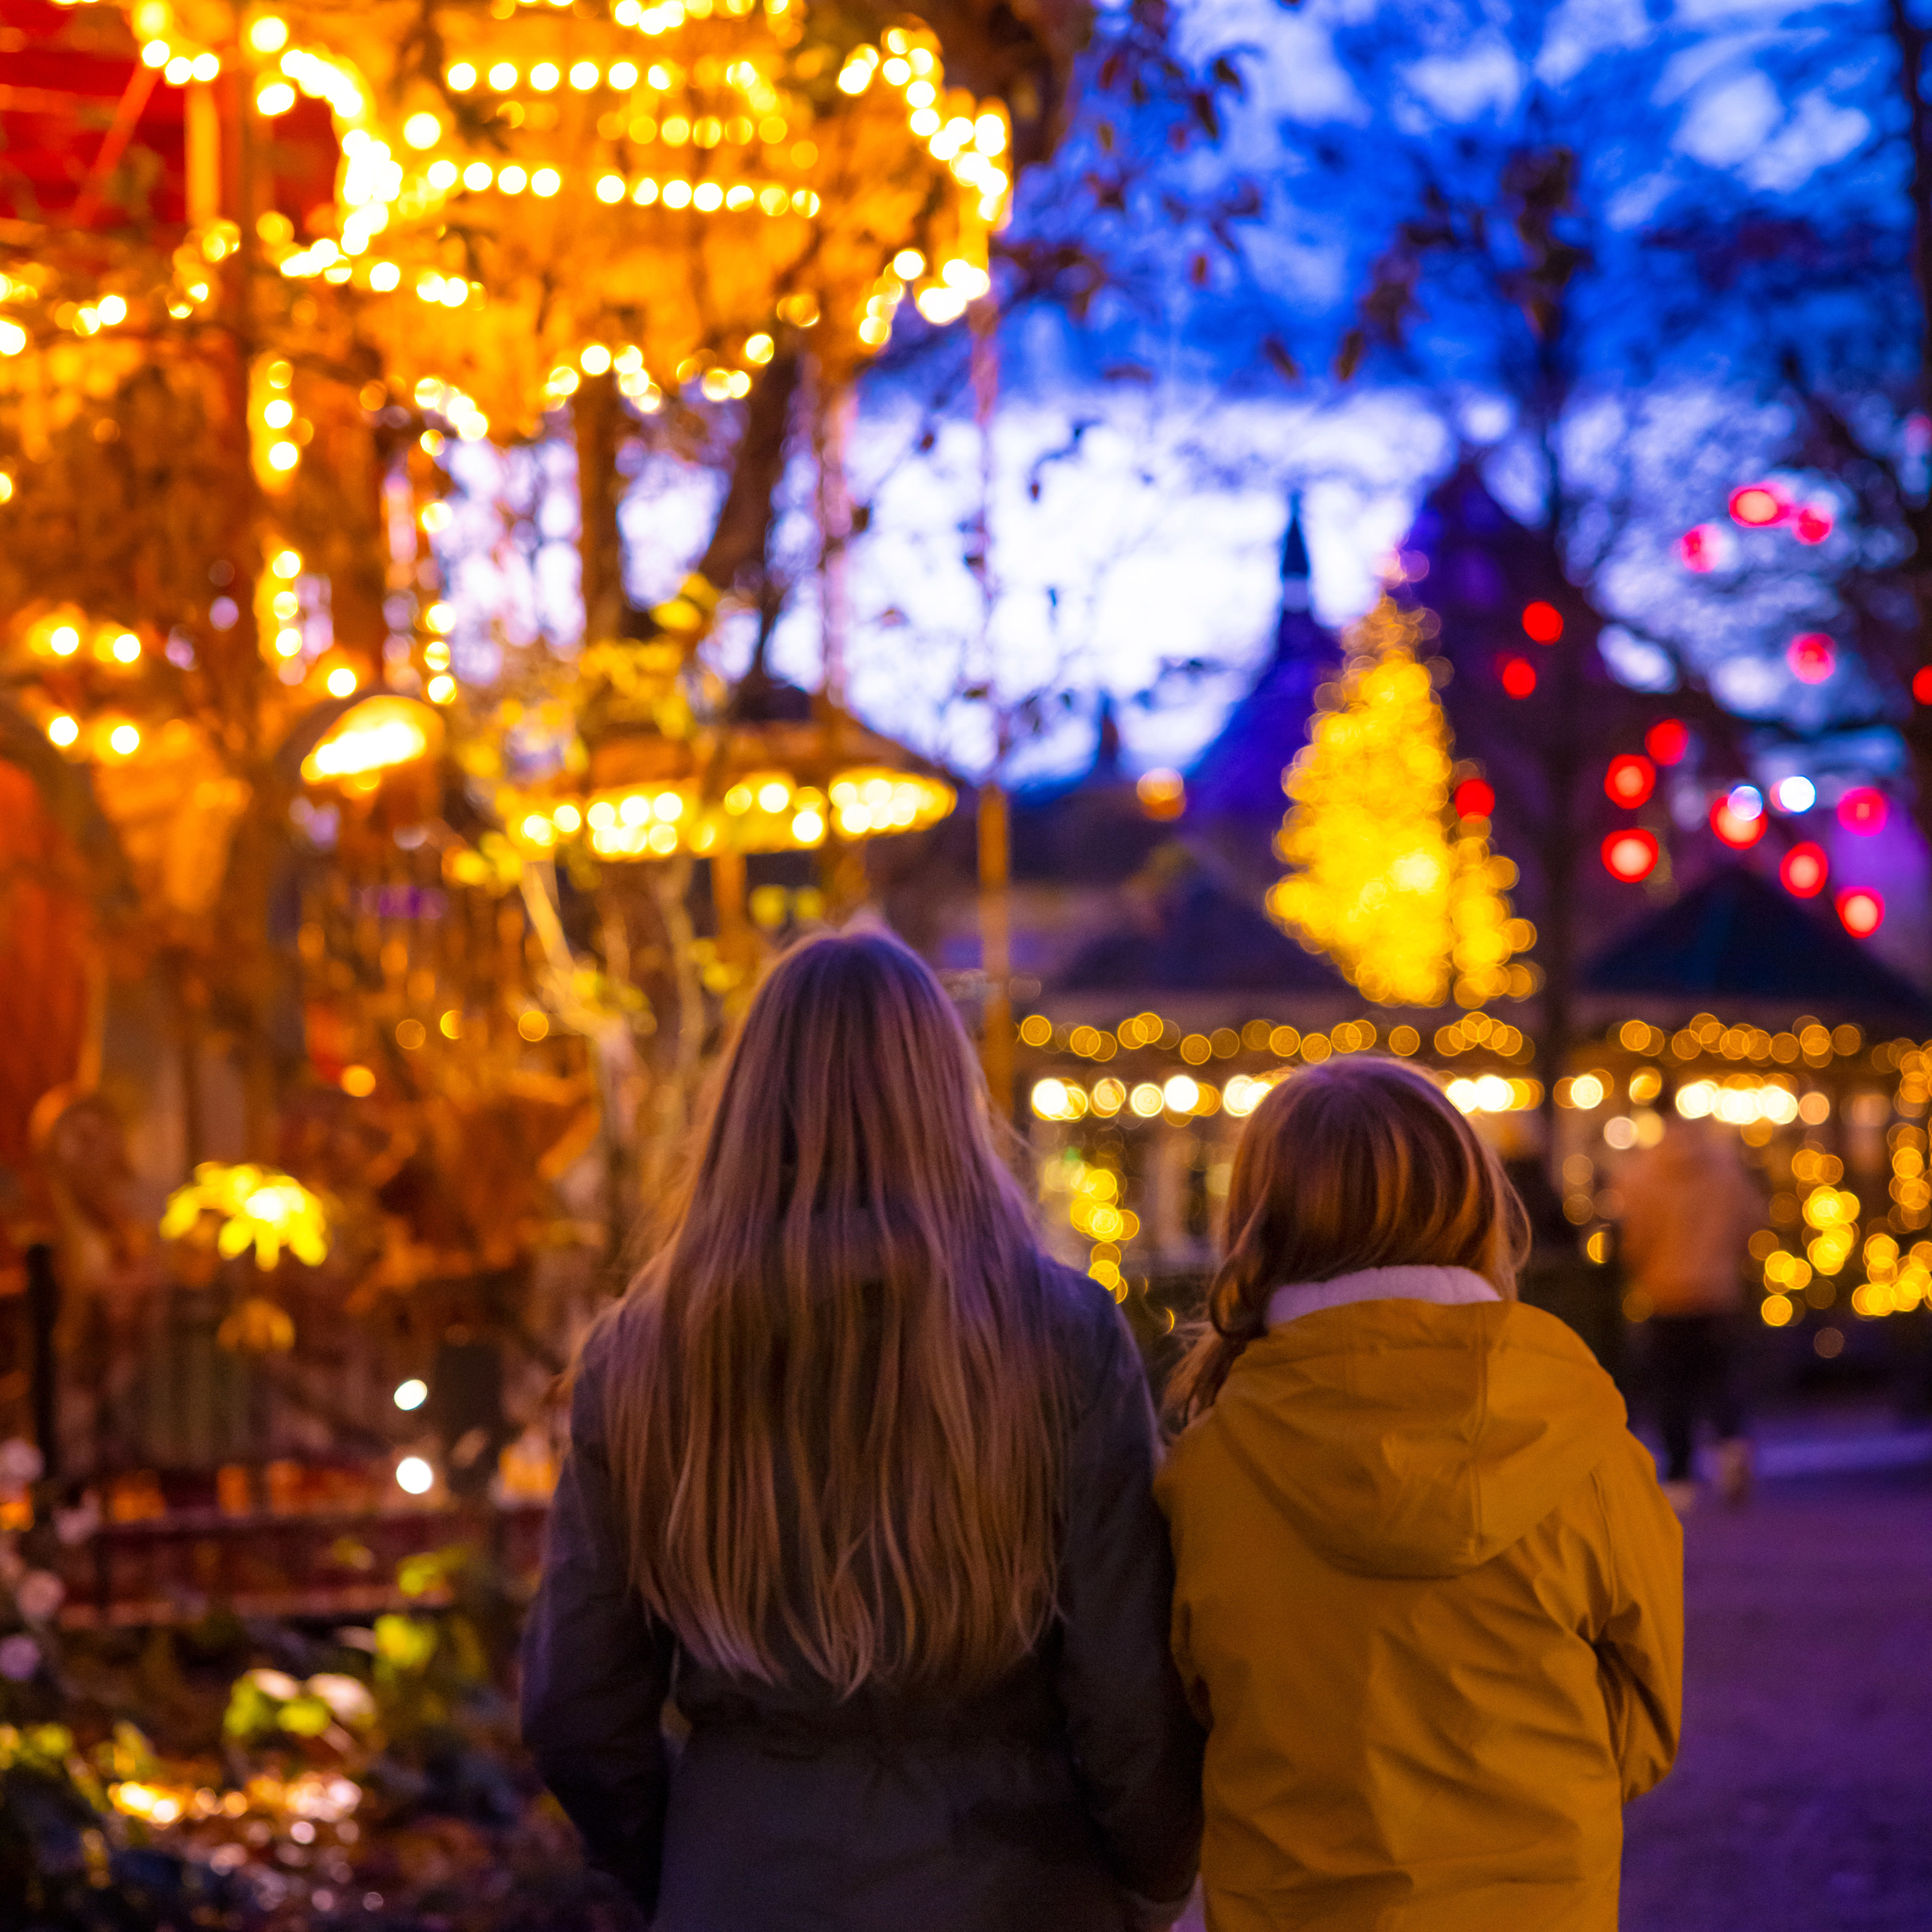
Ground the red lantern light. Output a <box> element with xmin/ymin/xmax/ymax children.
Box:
<box><xmin>1601</xmin><ymin>829</ymin><xmax>1659</xmax><ymax>882</ymax></box>
<box><xmin>1914</xmin><ymin>666</ymin><xmax>1932</xmax><ymax>704</ymax></box>
<box><xmin>1791</xmin><ymin>504</ymin><xmax>1834</xmax><ymax>545</ymax></box>
<box><xmin>1645</xmin><ymin>718</ymin><xmax>1689</xmax><ymax>766</ymax></box>
<box><xmin>1779</xmin><ymin>842</ymin><xmax>1828</xmax><ymax>899</ymax></box>
<box><xmin>1497</xmin><ymin>655</ymin><xmax>1537</xmax><ymax>698</ymax></box>
<box><xmin>1521</xmin><ymin>601</ymin><xmax>1564</xmax><ymax>643</ymax></box>
<box><xmin>1837</xmin><ymin>786</ymin><xmax>1888</xmax><ymax>835</ymax></box>
<box><xmin>1679</xmin><ymin>524</ymin><xmax>1723</xmax><ymax>573</ymax></box>
<box><xmin>1711</xmin><ymin>794</ymin><xmax>1767</xmax><ymax>849</ymax></box>
<box><xmin>1454</xmin><ymin>777</ymin><xmax>1496</xmax><ymax>820</ymax></box>
<box><xmin>1837</xmin><ymin>888</ymin><xmax>1885</xmax><ymax>938</ymax></box>
<box><xmin>1729</xmin><ymin>483</ymin><xmax>1786</xmax><ymax>528</ymax></box>
<box><xmin>1785</xmin><ymin>632</ymin><xmax>1835</xmax><ymax>684</ymax></box>
<box><xmin>1604</xmin><ymin>754</ymin><xmax>1656</xmax><ymax>809</ymax></box>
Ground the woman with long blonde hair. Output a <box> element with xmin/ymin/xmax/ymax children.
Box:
<box><xmin>1159</xmin><ymin>1055</ymin><xmax>1681</xmax><ymax>1932</ymax></box>
<box><xmin>522</xmin><ymin>931</ymin><xmax>1202</xmax><ymax>1930</ymax></box>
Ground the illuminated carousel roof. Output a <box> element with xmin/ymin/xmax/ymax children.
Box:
<box><xmin>1583</xmin><ymin>865</ymin><xmax>1932</xmax><ymax>1030</ymax></box>
<box><xmin>1054</xmin><ymin>860</ymin><xmax>1350</xmax><ymax>999</ymax></box>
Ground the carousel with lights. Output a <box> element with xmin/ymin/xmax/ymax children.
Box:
<box><xmin>0</xmin><ymin>0</ymin><xmax>999</xmax><ymax>1633</ymax></box>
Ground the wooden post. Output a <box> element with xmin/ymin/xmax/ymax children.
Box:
<box><xmin>968</xmin><ymin>299</ymin><xmax>1012</xmax><ymax>1114</ymax></box>
<box><xmin>185</xmin><ymin>80</ymin><xmax>221</xmax><ymax>227</ymax></box>
<box><xmin>25</xmin><ymin>1243</ymin><xmax>60</xmax><ymax>1480</ymax></box>
<box><xmin>815</xmin><ymin>375</ymin><xmax>854</xmax><ymax>715</ymax></box>
<box><xmin>576</xmin><ymin>373</ymin><xmax>625</xmax><ymax>646</ymax></box>
<box><xmin>979</xmin><ymin>781</ymin><xmax>1013</xmax><ymax>1116</ymax></box>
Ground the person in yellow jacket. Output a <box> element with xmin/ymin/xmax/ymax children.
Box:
<box><xmin>1158</xmin><ymin>1057</ymin><xmax>1682</xmax><ymax>1932</ymax></box>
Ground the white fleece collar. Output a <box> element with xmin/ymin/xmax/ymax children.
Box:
<box><xmin>1266</xmin><ymin>1264</ymin><xmax>1500</xmax><ymax>1331</ymax></box>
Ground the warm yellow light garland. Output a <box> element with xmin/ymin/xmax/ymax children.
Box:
<box><xmin>112</xmin><ymin>0</ymin><xmax>1009</xmax><ymax>431</ymax></box>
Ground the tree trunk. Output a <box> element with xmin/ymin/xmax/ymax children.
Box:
<box><xmin>695</xmin><ymin>350</ymin><xmax>803</xmax><ymax>599</ymax></box>
<box><xmin>576</xmin><ymin>373</ymin><xmax>627</xmax><ymax>645</ymax></box>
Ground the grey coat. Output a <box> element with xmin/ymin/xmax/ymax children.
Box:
<box><xmin>520</xmin><ymin>1263</ymin><xmax>1204</xmax><ymax>1930</ymax></box>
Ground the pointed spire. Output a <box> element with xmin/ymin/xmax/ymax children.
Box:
<box><xmin>1279</xmin><ymin>494</ymin><xmax>1312</xmax><ymax>607</ymax></box>
<box><xmin>1092</xmin><ymin>691</ymin><xmax>1122</xmax><ymax>777</ymax></box>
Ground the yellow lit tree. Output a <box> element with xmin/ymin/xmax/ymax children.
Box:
<box><xmin>1267</xmin><ymin>596</ymin><xmax>1531</xmax><ymax>1009</ymax></box>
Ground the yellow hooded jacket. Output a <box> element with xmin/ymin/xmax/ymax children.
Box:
<box><xmin>1157</xmin><ymin>1293</ymin><xmax>1682</xmax><ymax>1932</ymax></box>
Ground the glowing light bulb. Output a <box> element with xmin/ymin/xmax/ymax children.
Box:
<box><xmin>1837</xmin><ymin>888</ymin><xmax>1884</xmax><ymax>938</ymax></box>
<box><xmin>393</xmin><ymin>1378</ymin><xmax>428</xmax><ymax>1411</ymax></box>
<box><xmin>1729</xmin><ymin>483</ymin><xmax>1786</xmax><ymax>528</ymax></box>
<box><xmin>1601</xmin><ymin>829</ymin><xmax>1659</xmax><ymax>882</ymax></box>
<box><xmin>1780</xmin><ymin>842</ymin><xmax>1827</xmax><ymax>899</ymax></box>
<box><xmin>396</xmin><ymin>1455</ymin><xmax>435</xmax><ymax>1494</ymax></box>
<box><xmin>1604</xmin><ymin>754</ymin><xmax>1656</xmax><ymax>809</ymax></box>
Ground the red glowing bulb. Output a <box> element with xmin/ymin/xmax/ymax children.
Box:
<box><xmin>1786</xmin><ymin>632</ymin><xmax>1835</xmax><ymax>684</ymax></box>
<box><xmin>1711</xmin><ymin>796</ymin><xmax>1767</xmax><ymax>849</ymax></box>
<box><xmin>1497</xmin><ymin>655</ymin><xmax>1537</xmax><ymax>698</ymax></box>
<box><xmin>1602</xmin><ymin>829</ymin><xmax>1659</xmax><ymax>882</ymax></box>
<box><xmin>1837</xmin><ymin>888</ymin><xmax>1885</xmax><ymax>938</ymax></box>
<box><xmin>1521</xmin><ymin>601</ymin><xmax>1564</xmax><ymax>643</ymax></box>
<box><xmin>1791</xmin><ymin>505</ymin><xmax>1833</xmax><ymax>545</ymax></box>
<box><xmin>1779</xmin><ymin>842</ymin><xmax>1828</xmax><ymax>899</ymax></box>
<box><xmin>1729</xmin><ymin>484</ymin><xmax>1786</xmax><ymax>528</ymax></box>
<box><xmin>1837</xmin><ymin>786</ymin><xmax>1888</xmax><ymax>835</ymax></box>
<box><xmin>1645</xmin><ymin>718</ymin><xmax>1690</xmax><ymax>766</ymax></box>
<box><xmin>1679</xmin><ymin>524</ymin><xmax>1722</xmax><ymax>573</ymax></box>
<box><xmin>1454</xmin><ymin>777</ymin><xmax>1496</xmax><ymax>820</ymax></box>
<box><xmin>1914</xmin><ymin>666</ymin><xmax>1932</xmax><ymax>705</ymax></box>
<box><xmin>1604</xmin><ymin>754</ymin><xmax>1657</xmax><ymax>809</ymax></box>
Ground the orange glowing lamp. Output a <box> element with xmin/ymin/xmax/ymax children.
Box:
<box><xmin>1780</xmin><ymin>842</ymin><xmax>1828</xmax><ymax>900</ymax></box>
<box><xmin>1602</xmin><ymin>829</ymin><xmax>1659</xmax><ymax>882</ymax></box>
<box><xmin>1837</xmin><ymin>888</ymin><xmax>1884</xmax><ymax>938</ymax></box>
<box><xmin>1646</xmin><ymin>718</ymin><xmax>1689</xmax><ymax>766</ymax></box>
<box><xmin>1711</xmin><ymin>788</ymin><xmax>1766</xmax><ymax>850</ymax></box>
<box><xmin>1729</xmin><ymin>484</ymin><xmax>1786</xmax><ymax>528</ymax></box>
<box><xmin>1496</xmin><ymin>655</ymin><xmax>1536</xmax><ymax>698</ymax></box>
<box><xmin>1604</xmin><ymin>754</ymin><xmax>1656</xmax><ymax>810</ymax></box>
<box><xmin>1520</xmin><ymin>601</ymin><xmax>1563</xmax><ymax>643</ymax></box>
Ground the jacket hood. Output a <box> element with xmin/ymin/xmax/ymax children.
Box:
<box><xmin>1210</xmin><ymin>1298</ymin><xmax>1629</xmax><ymax>1579</ymax></box>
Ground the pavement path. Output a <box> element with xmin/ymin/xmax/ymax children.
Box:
<box><xmin>1621</xmin><ymin>1461</ymin><xmax>1932</xmax><ymax>1931</ymax></box>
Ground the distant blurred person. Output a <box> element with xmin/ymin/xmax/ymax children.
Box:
<box><xmin>1619</xmin><ymin>1110</ymin><xmax>1762</xmax><ymax>1510</ymax></box>
<box><xmin>522</xmin><ymin>931</ymin><xmax>1203</xmax><ymax>1932</ymax></box>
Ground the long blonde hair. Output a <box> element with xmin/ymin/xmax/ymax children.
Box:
<box><xmin>1167</xmin><ymin>1056</ymin><xmax>1529</xmax><ymax>1421</ymax></box>
<box><xmin>599</xmin><ymin>930</ymin><xmax>1062</xmax><ymax>1694</ymax></box>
